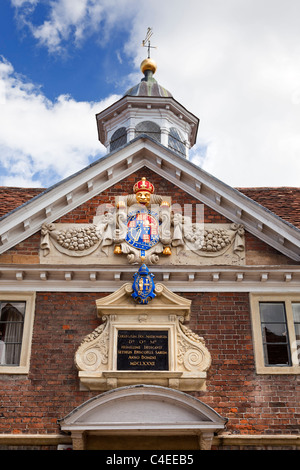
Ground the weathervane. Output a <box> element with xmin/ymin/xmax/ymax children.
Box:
<box><xmin>142</xmin><ymin>27</ymin><xmax>157</xmax><ymax>58</ymax></box>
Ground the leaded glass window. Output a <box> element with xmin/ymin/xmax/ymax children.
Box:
<box><xmin>168</xmin><ymin>127</ymin><xmax>186</xmax><ymax>156</ymax></box>
<box><xmin>135</xmin><ymin>121</ymin><xmax>161</xmax><ymax>143</ymax></box>
<box><xmin>110</xmin><ymin>127</ymin><xmax>127</xmax><ymax>152</ymax></box>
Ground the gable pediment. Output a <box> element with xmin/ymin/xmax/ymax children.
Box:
<box><xmin>95</xmin><ymin>282</ymin><xmax>192</xmax><ymax>319</ymax></box>
<box><xmin>0</xmin><ymin>136</ymin><xmax>299</xmax><ymax>262</ymax></box>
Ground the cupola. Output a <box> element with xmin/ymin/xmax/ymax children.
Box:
<box><xmin>96</xmin><ymin>56</ymin><xmax>199</xmax><ymax>158</ymax></box>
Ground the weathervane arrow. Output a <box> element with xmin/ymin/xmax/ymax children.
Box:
<box><xmin>142</xmin><ymin>27</ymin><xmax>157</xmax><ymax>58</ymax></box>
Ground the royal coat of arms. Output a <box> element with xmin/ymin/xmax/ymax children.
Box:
<box><xmin>113</xmin><ymin>176</ymin><xmax>172</xmax><ymax>264</ymax></box>
<box><xmin>40</xmin><ymin>176</ymin><xmax>245</xmax><ymax>266</ymax></box>
<box><xmin>131</xmin><ymin>264</ymin><xmax>156</xmax><ymax>304</ymax></box>
<box><xmin>125</xmin><ymin>204</ymin><xmax>160</xmax><ymax>257</ymax></box>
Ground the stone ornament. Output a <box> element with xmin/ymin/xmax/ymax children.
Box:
<box><xmin>74</xmin><ymin>280</ymin><xmax>211</xmax><ymax>392</ymax></box>
<box><xmin>40</xmin><ymin>177</ymin><xmax>245</xmax><ymax>266</ymax></box>
<box><xmin>41</xmin><ymin>223</ymin><xmax>102</xmax><ymax>257</ymax></box>
<box><xmin>175</xmin><ymin>221</ymin><xmax>245</xmax><ymax>257</ymax></box>
<box><xmin>75</xmin><ymin>311</ymin><xmax>211</xmax><ymax>375</ymax></box>
<box><xmin>75</xmin><ymin>320</ymin><xmax>109</xmax><ymax>373</ymax></box>
<box><xmin>177</xmin><ymin>322</ymin><xmax>211</xmax><ymax>373</ymax></box>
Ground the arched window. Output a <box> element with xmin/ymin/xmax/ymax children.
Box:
<box><xmin>0</xmin><ymin>302</ymin><xmax>25</xmax><ymax>365</ymax></box>
<box><xmin>168</xmin><ymin>127</ymin><xmax>186</xmax><ymax>156</ymax></box>
<box><xmin>110</xmin><ymin>127</ymin><xmax>127</xmax><ymax>152</ymax></box>
<box><xmin>135</xmin><ymin>121</ymin><xmax>161</xmax><ymax>143</ymax></box>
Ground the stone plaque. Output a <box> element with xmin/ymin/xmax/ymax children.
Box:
<box><xmin>117</xmin><ymin>330</ymin><xmax>169</xmax><ymax>371</ymax></box>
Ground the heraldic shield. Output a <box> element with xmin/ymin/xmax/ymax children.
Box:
<box><xmin>125</xmin><ymin>205</ymin><xmax>160</xmax><ymax>256</ymax></box>
<box><xmin>132</xmin><ymin>264</ymin><xmax>156</xmax><ymax>304</ymax></box>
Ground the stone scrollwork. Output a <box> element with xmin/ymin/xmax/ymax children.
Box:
<box><xmin>75</xmin><ymin>319</ymin><xmax>109</xmax><ymax>372</ymax></box>
<box><xmin>177</xmin><ymin>322</ymin><xmax>211</xmax><ymax>373</ymax></box>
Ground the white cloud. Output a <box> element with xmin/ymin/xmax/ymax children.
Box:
<box><xmin>0</xmin><ymin>56</ymin><xmax>119</xmax><ymax>186</ymax></box>
<box><xmin>7</xmin><ymin>0</ymin><xmax>300</xmax><ymax>188</ymax></box>
<box><xmin>12</xmin><ymin>0</ymin><xmax>137</xmax><ymax>53</ymax></box>
<box><xmin>10</xmin><ymin>0</ymin><xmax>38</xmax><ymax>6</ymax></box>
<box><xmin>124</xmin><ymin>0</ymin><xmax>300</xmax><ymax>187</ymax></box>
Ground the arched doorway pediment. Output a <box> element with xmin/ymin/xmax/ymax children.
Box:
<box><xmin>59</xmin><ymin>385</ymin><xmax>227</xmax><ymax>450</ymax></box>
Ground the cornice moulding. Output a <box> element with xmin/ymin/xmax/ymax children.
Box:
<box><xmin>0</xmin><ymin>264</ymin><xmax>299</xmax><ymax>293</ymax></box>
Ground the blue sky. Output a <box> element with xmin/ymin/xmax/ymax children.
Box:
<box><xmin>1</xmin><ymin>0</ymin><xmax>300</xmax><ymax>188</ymax></box>
<box><xmin>0</xmin><ymin>1</ymin><xmax>134</xmax><ymax>102</ymax></box>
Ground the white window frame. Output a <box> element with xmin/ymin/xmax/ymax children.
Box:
<box><xmin>0</xmin><ymin>292</ymin><xmax>36</xmax><ymax>374</ymax></box>
<box><xmin>250</xmin><ymin>293</ymin><xmax>300</xmax><ymax>374</ymax></box>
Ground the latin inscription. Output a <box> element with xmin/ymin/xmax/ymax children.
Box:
<box><xmin>117</xmin><ymin>330</ymin><xmax>169</xmax><ymax>371</ymax></box>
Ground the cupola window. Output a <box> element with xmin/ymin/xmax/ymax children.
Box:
<box><xmin>110</xmin><ymin>127</ymin><xmax>127</xmax><ymax>152</ymax></box>
<box><xmin>135</xmin><ymin>121</ymin><xmax>161</xmax><ymax>143</ymax></box>
<box><xmin>168</xmin><ymin>127</ymin><xmax>186</xmax><ymax>157</ymax></box>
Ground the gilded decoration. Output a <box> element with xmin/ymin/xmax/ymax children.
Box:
<box><xmin>40</xmin><ymin>177</ymin><xmax>245</xmax><ymax>265</ymax></box>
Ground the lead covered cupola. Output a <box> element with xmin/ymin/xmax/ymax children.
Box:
<box><xmin>96</xmin><ymin>57</ymin><xmax>199</xmax><ymax>158</ymax></box>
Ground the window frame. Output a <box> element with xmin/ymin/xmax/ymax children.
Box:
<box><xmin>250</xmin><ymin>293</ymin><xmax>300</xmax><ymax>374</ymax></box>
<box><xmin>0</xmin><ymin>292</ymin><xmax>36</xmax><ymax>374</ymax></box>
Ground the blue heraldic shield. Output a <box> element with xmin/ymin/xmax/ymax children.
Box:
<box><xmin>125</xmin><ymin>206</ymin><xmax>160</xmax><ymax>258</ymax></box>
<box><xmin>132</xmin><ymin>264</ymin><xmax>156</xmax><ymax>304</ymax></box>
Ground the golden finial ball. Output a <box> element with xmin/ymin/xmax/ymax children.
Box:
<box><xmin>140</xmin><ymin>58</ymin><xmax>157</xmax><ymax>75</ymax></box>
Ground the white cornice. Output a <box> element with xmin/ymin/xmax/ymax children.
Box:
<box><xmin>0</xmin><ymin>137</ymin><xmax>299</xmax><ymax>262</ymax></box>
<box><xmin>0</xmin><ymin>264</ymin><xmax>299</xmax><ymax>293</ymax></box>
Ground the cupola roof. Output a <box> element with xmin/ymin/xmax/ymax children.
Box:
<box><xmin>124</xmin><ymin>58</ymin><xmax>173</xmax><ymax>98</ymax></box>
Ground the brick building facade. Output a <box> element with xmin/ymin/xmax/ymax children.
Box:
<box><xmin>0</xmin><ymin>58</ymin><xmax>299</xmax><ymax>450</ymax></box>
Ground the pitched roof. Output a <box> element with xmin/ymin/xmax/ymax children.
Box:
<box><xmin>0</xmin><ymin>187</ymin><xmax>44</xmax><ymax>218</ymax></box>
<box><xmin>1</xmin><ymin>185</ymin><xmax>299</xmax><ymax>229</ymax></box>
<box><xmin>238</xmin><ymin>187</ymin><xmax>300</xmax><ymax>230</ymax></box>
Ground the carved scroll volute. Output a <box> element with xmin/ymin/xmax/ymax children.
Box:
<box><xmin>176</xmin><ymin>320</ymin><xmax>211</xmax><ymax>373</ymax></box>
<box><xmin>159</xmin><ymin>203</ymin><xmax>172</xmax><ymax>245</ymax></box>
<box><xmin>75</xmin><ymin>318</ymin><xmax>109</xmax><ymax>372</ymax></box>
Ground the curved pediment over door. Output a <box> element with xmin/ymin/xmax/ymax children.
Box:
<box><xmin>59</xmin><ymin>385</ymin><xmax>227</xmax><ymax>450</ymax></box>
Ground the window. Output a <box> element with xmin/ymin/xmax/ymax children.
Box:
<box><xmin>168</xmin><ymin>127</ymin><xmax>186</xmax><ymax>157</ymax></box>
<box><xmin>259</xmin><ymin>302</ymin><xmax>291</xmax><ymax>366</ymax></box>
<box><xmin>250</xmin><ymin>294</ymin><xmax>300</xmax><ymax>374</ymax></box>
<box><xmin>292</xmin><ymin>303</ymin><xmax>300</xmax><ymax>349</ymax></box>
<box><xmin>0</xmin><ymin>293</ymin><xmax>35</xmax><ymax>374</ymax></box>
<box><xmin>110</xmin><ymin>127</ymin><xmax>127</xmax><ymax>152</ymax></box>
<box><xmin>135</xmin><ymin>121</ymin><xmax>161</xmax><ymax>143</ymax></box>
<box><xmin>0</xmin><ymin>301</ymin><xmax>25</xmax><ymax>366</ymax></box>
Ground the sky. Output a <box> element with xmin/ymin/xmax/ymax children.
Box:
<box><xmin>0</xmin><ymin>0</ymin><xmax>300</xmax><ymax>189</ymax></box>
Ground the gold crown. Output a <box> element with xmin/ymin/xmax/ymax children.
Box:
<box><xmin>133</xmin><ymin>177</ymin><xmax>155</xmax><ymax>194</ymax></box>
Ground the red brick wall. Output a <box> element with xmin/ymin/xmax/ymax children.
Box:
<box><xmin>187</xmin><ymin>292</ymin><xmax>300</xmax><ymax>435</ymax></box>
<box><xmin>0</xmin><ymin>293</ymin><xmax>102</xmax><ymax>434</ymax></box>
<box><xmin>0</xmin><ymin>291</ymin><xmax>299</xmax><ymax>436</ymax></box>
